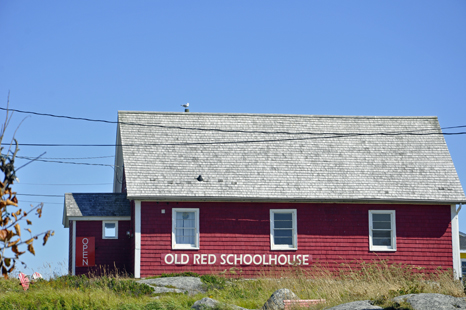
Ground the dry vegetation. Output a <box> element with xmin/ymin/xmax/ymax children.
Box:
<box><xmin>0</xmin><ymin>260</ymin><xmax>464</xmax><ymax>309</ymax></box>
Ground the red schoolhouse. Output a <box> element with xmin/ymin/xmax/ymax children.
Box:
<box><xmin>63</xmin><ymin>112</ymin><xmax>466</xmax><ymax>278</ymax></box>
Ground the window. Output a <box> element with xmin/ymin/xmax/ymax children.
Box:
<box><xmin>462</xmin><ymin>259</ymin><xmax>466</xmax><ymax>278</ymax></box>
<box><xmin>172</xmin><ymin>208</ymin><xmax>199</xmax><ymax>250</ymax></box>
<box><xmin>102</xmin><ymin>221</ymin><xmax>118</xmax><ymax>239</ymax></box>
<box><xmin>369</xmin><ymin>210</ymin><xmax>396</xmax><ymax>251</ymax></box>
<box><xmin>270</xmin><ymin>209</ymin><xmax>297</xmax><ymax>250</ymax></box>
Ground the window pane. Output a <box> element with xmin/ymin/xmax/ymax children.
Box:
<box><xmin>176</xmin><ymin>212</ymin><xmax>195</xmax><ymax>228</ymax></box>
<box><xmin>373</xmin><ymin>238</ymin><xmax>391</xmax><ymax>246</ymax></box>
<box><xmin>373</xmin><ymin>214</ymin><xmax>390</xmax><ymax>222</ymax></box>
<box><xmin>275</xmin><ymin>220</ymin><xmax>292</xmax><ymax>229</ymax></box>
<box><xmin>275</xmin><ymin>213</ymin><xmax>292</xmax><ymax>221</ymax></box>
<box><xmin>373</xmin><ymin>230</ymin><xmax>391</xmax><ymax>238</ymax></box>
<box><xmin>176</xmin><ymin>228</ymin><xmax>194</xmax><ymax>236</ymax></box>
<box><xmin>176</xmin><ymin>235</ymin><xmax>194</xmax><ymax>244</ymax></box>
<box><xmin>274</xmin><ymin>229</ymin><xmax>292</xmax><ymax>237</ymax></box>
<box><xmin>373</xmin><ymin>221</ymin><xmax>391</xmax><ymax>229</ymax></box>
<box><xmin>105</xmin><ymin>223</ymin><xmax>116</xmax><ymax>238</ymax></box>
<box><xmin>275</xmin><ymin>237</ymin><xmax>293</xmax><ymax>245</ymax></box>
<box><xmin>176</xmin><ymin>228</ymin><xmax>195</xmax><ymax>244</ymax></box>
<box><xmin>176</xmin><ymin>212</ymin><xmax>194</xmax><ymax>220</ymax></box>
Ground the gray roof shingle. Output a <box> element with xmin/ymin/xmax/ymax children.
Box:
<box><xmin>117</xmin><ymin>112</ymin><xmax>465</xmax><ymax>204</ymax></box>
<box><xmin>63</xmin><ymin>193</ymin><xmax>130</xmax><ymax>227</ymax></box>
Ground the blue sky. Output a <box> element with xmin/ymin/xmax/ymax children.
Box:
<box><xmin>1</xmin><ymin>1</ymin><xmax>465</xmax><ymax>276</ymax></box>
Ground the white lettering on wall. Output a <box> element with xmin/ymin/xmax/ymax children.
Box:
<box><xmin>82</xmin><ymin>238</ymin><xmax>89</xmax><ymax>266</ymax></box>
<box><xmin>164</xmin><ymin>254</ymin><xmax>174</xmax><ymax>264</ymax></box>
<box><xmin>162</xmin><ymin>253</ymin><xmax>312</xmax><ymax>266</ymax></box>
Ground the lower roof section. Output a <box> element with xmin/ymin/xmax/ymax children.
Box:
<box><xmin>63</xmin><ymin>193</ymin><xmax>130</xmax><ymax>228</ymax></box>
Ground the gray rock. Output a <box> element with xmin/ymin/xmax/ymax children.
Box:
<box><xmin>327</xmin><ymin>300</ymin><xmax>382</xmax><ymax>310</ymax></box>
<box><xmin>150</xmin><ymin>286</ymin><xmax>185</xmax><ymax>294</ymax></box>
<box><xmin>191</xmin><ymin>298</ymin><xmax>220</xmax><ymax>310</ymax></box>
<box><xmin>393</xmin><ymin>293</ymin><xmax>466</xmax><ymax>310</ymax></box>
<box><xmin>137</xmin><ymin>276</ymin><xmax>206</xmax><ymax>295</ymax></box>
<box><xmin>262</xmin><ymin>288</ymin><xmax>298</xmax><ymax>310</ymax></box>
<box><xmin>191</xmin><ymin>297</ymin><xmax>250</xmax><ymax>310</ymax></box>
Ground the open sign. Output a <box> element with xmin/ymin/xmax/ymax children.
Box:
<box><xmin>76</xmin><ymin>237</ymin><xmax>95</xmax><ymax>267</ymax></box>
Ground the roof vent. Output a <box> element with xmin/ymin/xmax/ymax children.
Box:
<box><xmin>196</xmin><ymin>175</ymin><xmax>204</xmax><ymax>182</ymax></box>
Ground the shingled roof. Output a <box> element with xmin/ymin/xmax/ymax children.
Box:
<box><xmin>63</xmin><ymin>193</ymin><xmax>130</xmax><ymax>227</ymax></box>
<box><xmin>115</xmin><ymin>112</ymin><xmax>465</xmax><ymax>204</ymax></box>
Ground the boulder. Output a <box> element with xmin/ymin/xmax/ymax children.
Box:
<box><xmin>191</xmin><ymin>297</ymin><xmax>250</xmax><ymax>310</ymax></box>
<box><xmin>137</xmin><ymin>276</ymin><xmax>206</xmax><ymax>295</ymax></box>
<box><xmin>191</xmin><ymin>298</ymin><xmax>220</xmax><ymax>310</ymax></box>
<box><xmin>262</xmin><ymin>288</ymin><xmax>298</xmax><ymax>310</ymax></box>
<box><xmin>393</xmin><ymin>293</ymin><xmax>466</xmax><ymax>310</ymax></box>
<box><xmin>326</xmin><ymin>300</ymin><xmax>382</xmax><ymax>310</ymax></box>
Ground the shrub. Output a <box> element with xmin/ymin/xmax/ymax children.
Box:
<box><xmin>201</xmin><ymin>274</ymin><xmax>226</xmax><ymax>290</ymax></box>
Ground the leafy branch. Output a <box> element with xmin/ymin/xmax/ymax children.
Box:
<box><xmin>0</xmin><ymin>95</ymin><xmax>54</xmax><ymax>278</ymax></box>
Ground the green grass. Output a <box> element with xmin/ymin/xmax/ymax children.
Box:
<box><xmin>0</xmin><ymin>260</ymin><xmax>464</xmax><ymax>310</ymax></box>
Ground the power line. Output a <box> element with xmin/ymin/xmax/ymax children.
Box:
<box><xmin>16</xmin><ymin>156</ymin><xmax>115</xmax><ymax>167</ymax></box>
<box><xmin>3</xmin><ymin>130</ymin><xmax>466</xmax><ymax>148</ymax></box>
<box><xmin>19</xmin><ymin>200</ymin><xmax>63</xmax><ymax>205</ymax></box>
<box><xmin>18</xmin><ymin>182</ymin><xmax>112</xmax><ymax>186</ymax></box>
<box><xmin>25</xmin><ymin>155</ymin><xmax>114</xmax><ymax>160</ymax></box>
<box><xmin>2</xmin><ymin>106</ymin><xmax>466</xmax><ymax>136</ymax></box>
<box><xmin>16</xmin><ymin>194</ymin><xmax>63</xmax><ymax>197</ymax></box>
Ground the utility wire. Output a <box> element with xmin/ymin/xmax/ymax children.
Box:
<box><xmin>16</xmin><ymin>194</ymin><xmax>63</xmax><ymax>197</ymax></box>
<box><xmin>3</xmin><ymin>130</ymin><xmax>466</xmax><ymax>148</ymax></box>
<box><xmin>24</xmin><ymin>155</ymin><xmax>114</xmax><ymax>160</ymax></box>
<box><xmin>2</xmin><ymin>106</ymin><xmax>466</xmax><ymax>135</ymax></box>
<box><xmin>16</xmin><ymin>156</ymin><xmax>115</xmax><ymax>167</ymax></box>
<box><xmin>20</xmin><ymin>200</ymin><xmax>63</xmax><ymax>205</ymax></box>
<box><xmin>18</xmin><ymin>182</ymin><xmax>112</xmax><ymax>186</ymax></box>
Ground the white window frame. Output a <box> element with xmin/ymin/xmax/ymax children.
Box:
<box><xmin>102</xmin><ymin>221</ymin><xmax>118</xmax><ymax>239</ymax></box>
<box><xmin>270</xmin><ymin>209</ymin><xmax>297</xmax><ymax>250</ymax></box>
<box><xmin>369</xmin><ymin>210</ymin><xmax>396</xmax><ymax>251</ymax></box>
<box><xmin>172</xmin><ymin>208</ymin><xmax>200</xmax><ymax>250</ymax></box>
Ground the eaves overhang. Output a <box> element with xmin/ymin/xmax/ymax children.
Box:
<box><xmin>126</xmin><ymin>195</ymin><xmax>466</xmax><ymax>205</ymax></box>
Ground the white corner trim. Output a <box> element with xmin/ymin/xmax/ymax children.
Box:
<box><xmin>72</xmin><ymin>220</ymin><xmax>76</xmax><ymax>276</ymax></box>
<box><xmin>451</xmin><ymin>205</ymin><xmax>461</xmax><ymax>279</ymax></box>
<box><xmin>134</xmin><ymin>200</ymin><xmax>141</xmax><ymax>278</ymax></box>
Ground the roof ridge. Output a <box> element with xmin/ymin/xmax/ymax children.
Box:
<box><xmin>117</xmin><ymin>111</ymin><xmax>438</xmax><ymax>119</ymax></box>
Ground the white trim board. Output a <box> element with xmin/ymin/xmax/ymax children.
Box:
<box><xmin>72</xmin><ymin>220</ymin><xmax>76</xmax><ymax>276</ymax></box>
<box><xmin>134</xmin><ymin>200</ymin><xmax>141</xmax><ymax>278</ymax></box>
<box><xmin>451</xmin><ymin>205</ymin><xmax>461</xmax><ymax>279</ymax></box>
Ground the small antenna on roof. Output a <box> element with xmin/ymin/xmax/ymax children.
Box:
<box><xmin>181</xmin><ymin>103</ymin><xmax>189</xmax><ymax>112</ymax></box>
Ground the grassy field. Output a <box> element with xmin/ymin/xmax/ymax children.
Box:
<box><xmin>0</xmin><ymin>261</ymin><xmax>464</xmax><ymax>310</ymax></box>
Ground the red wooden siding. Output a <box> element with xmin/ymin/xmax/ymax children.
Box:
<box><xmin>139</xmin><ymin>202</ymin><xmax>452</xmax><ymax>278</ymax></box>
<box><xmin>75</xmin><ymin>220</ymin><xmax>132</xmax><ymax>276</ymax></box>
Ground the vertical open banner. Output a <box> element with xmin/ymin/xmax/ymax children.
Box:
<box><xmin>76</xmin><ymin>237</ymin><xmax>95</xmax><ymax>267</ymax></box>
